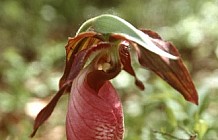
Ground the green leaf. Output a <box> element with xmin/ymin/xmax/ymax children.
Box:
<box><xmin>194</xmin><ymin>119</ymin><xmax>208</xmax><ymax>140</ymax></box>
<box><xmin>76</xmin><ymin>14</ymin><xmax>178</xmax><ymax>59</ymax></box>
<box><xmin>165</xmin><ymin>104</ymin><xmax>177</xmax><ymax>128</ymax></box>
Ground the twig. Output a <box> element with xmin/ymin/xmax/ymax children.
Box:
<box><xmin>152</xmin><ymin>129</ymin><xmax>197</xmax><ymax>140</ymax></box>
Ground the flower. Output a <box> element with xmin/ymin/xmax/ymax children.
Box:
<box><xmin>30</xmin><ymin>15</ymin><xmax>198</xmax><ymax>140</ymax></box>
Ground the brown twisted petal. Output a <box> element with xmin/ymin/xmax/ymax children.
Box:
<box><xmin>119</xmin><ymin>43</ymin><xmax>145</xmax><ymax>90</ymax></box>
<box><xmin>59</xmin><ymin>32</ymin><xmax>102</xmax><ymax>89</ymax></box>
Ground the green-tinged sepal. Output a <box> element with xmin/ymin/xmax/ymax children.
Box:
<box><xmin>76</xmin><ymin>14</ymin><xmax>178</xmax><ymax>59</ymax></box>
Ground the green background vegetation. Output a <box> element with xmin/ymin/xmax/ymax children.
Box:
<box><xmin>1</xmin><ymin>0</ymin><xmax>218</xmax><ymax>139</ymax></box>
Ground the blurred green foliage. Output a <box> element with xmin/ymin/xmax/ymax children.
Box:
<box><xmin>1</xmin><ymin>0</ymin><xmax>218</xmax><ymax>139</ymax></box>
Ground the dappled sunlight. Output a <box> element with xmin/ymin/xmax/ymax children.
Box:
<box><xmin>25</xmin><ymin>98</ymin><xmax>47</xmax><ymax>119</ymax></box>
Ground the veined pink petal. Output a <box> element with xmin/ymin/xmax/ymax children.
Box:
<box><xmin>66</xmin><ymin>68</ymin><xmax>124</xmax><ymax>140</ymax></box>
<box><xmin>136</xmin><ymin>30</ymin><xmax>198</xmax><ymax>105</ymax></box>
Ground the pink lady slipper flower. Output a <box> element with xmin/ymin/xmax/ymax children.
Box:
<box><xmin>30</xmin><ymin>15</ymin><xmax>198</xmax><ymax>139</ymax></box>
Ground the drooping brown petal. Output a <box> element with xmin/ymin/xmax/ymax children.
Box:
<box><xmin>66</xmin><ymin>67</ymin><xmax>124</xmax><ymax>140</ymax></box>
<box><xmin>119</xmin><ymin>42</ymin><xmax>145</xmax><ymax>90</ymax></box>
<box><xmin>135</xmin><ymin>30</ymin><xmax>198</xmax><ymax>105</ymax></box>
<box><xmin>30</xmin><ymin>85</ymin><xmax>68</xmax><ymax>137</ymax></box>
